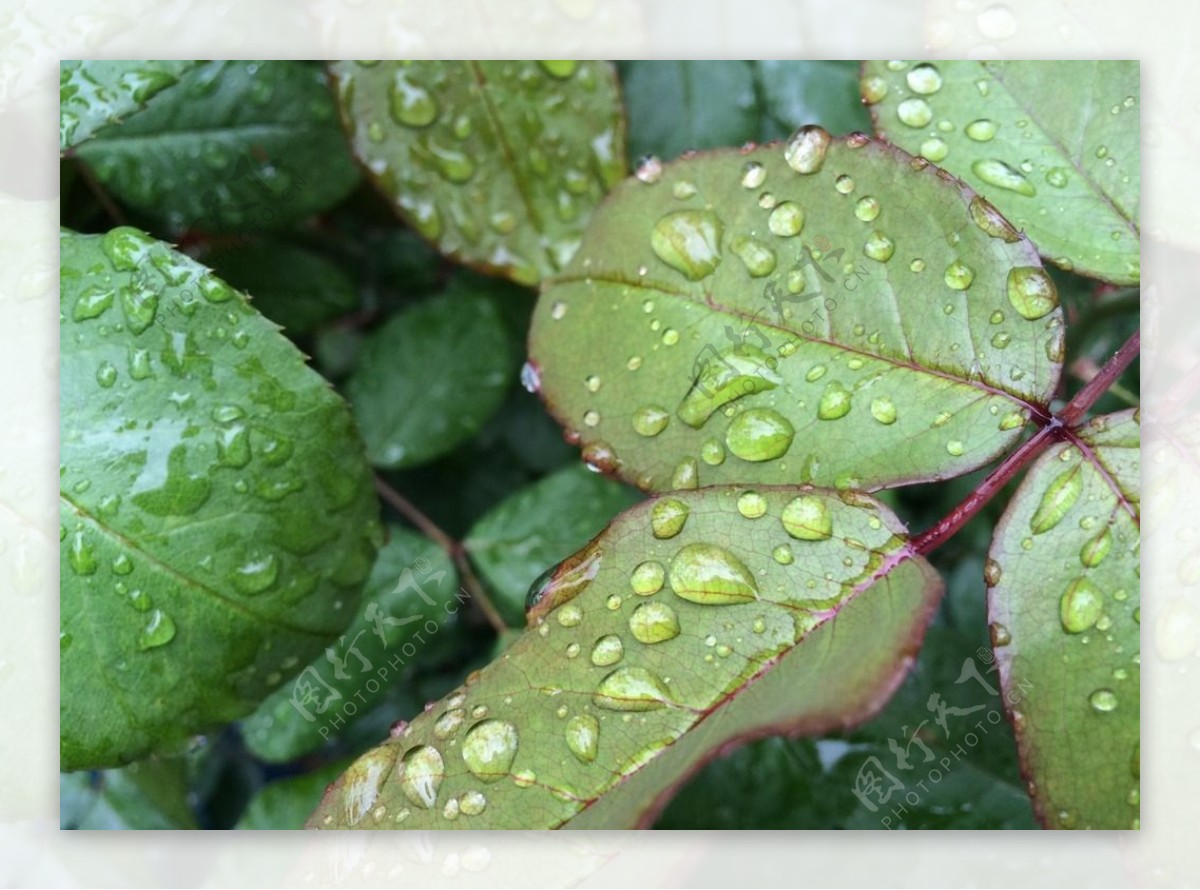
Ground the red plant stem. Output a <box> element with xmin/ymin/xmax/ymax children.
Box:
<box><xmin>373</xmin><ymin>475</ymin><xmax>508</xmax><ymax>635</ymax></box>
<box><xmin>914</xmin><ymin>329</ymin><xmax>1139</xmax><ymax>556</ymax></box>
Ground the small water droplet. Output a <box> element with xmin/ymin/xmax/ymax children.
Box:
<box><xmin>433</xmin><ymin>708</ymin><xmax>466</xmax><ymax>739</ymax></box>
<box><xmin>737</xmin><ymin>490</ymin><xmax>767</xmax><ymax>519</ymax></box>
<box><xmin>701</xmin><ymin>439</ymin><xmax>725</xmax><ymax>466</ymax></box>
<box><xmin>863</xmin><ymin>231</ymin><xmax>895</xmax><ymax>262</ymax></box>
<box><xmin>630</xmin><ymin>560</ymin><xmax>666</xmax><ymax>595</ymax></box>
<box><xmin>593</xmin><ymin>667</ymin><xmax>673</xmax><ymax>711</ymax></box>
<box><xmin>768</xmin><ymin>202</ymin><xmax>805</xmax><ymax>237</ymax></box>
<box><xmin>860</xmin><ymin>75</ymin><xmax>888</xmax><ymax>104</ymax></box>
<box><xmin>944</xmin><ymin>260</ymin><xmax>975</xmax><ymax>290</ymax></box>
<box><xmin>233</xmin><ymin>552</ymin><xmax>278</xmax><ymax>595</ymax></box>
<box><xmin>968</xmin><ymin>196</ymin><xmax>1021</xmax><ymax>242</ymax></box>
<box><xmin>731</xmin><ymin>235</ymin><xmax>778</xmax><ymax>277</ymax></box>
<box><xmin>1080</xmin><ymin>527</ymin><xmax>1112</xmax><ymax>568</ymax></box>
<box><xmin>965</xmin><ymin>119</ymin><xmax>998</xmax><ymax>142</ymax></box>
<box><xmin>870</xmin><ymin>396</ymin><xmax>897</xmax><ymax>425</ymax></box>
<box><xmin>136</xmin><ymin>608</ymin><xmax>176</xmax><ymax>650</ymax></box>
<box><xmin>388</xmin><ymin>73</ymin><xmax>438</xmax><ymax>127</ymax></box>
<box><xmin>834</xmin><ymin>174</ymin><xmax>855</xmax><ymax>194</ymax></box>
<box><xmin>635</xmin><ymin>155</ymin><xmax>663</xmax><ymax>184</ymax></box>
<box><xmin>818</xmin><ymin>382</ymin><xmax>853</xmax><ymax>420</ymax></box>
<box><xmin>668</xmin><ymin>542</ymin><xmax>759</xmax><ymax>605</ymax></box>
<box><xmin>741</xmin><ymin>161</ymin><xmax>766</xmax><ymax>189</ymax></box>
<box><xmin>565</xmin><ymin>714</ymin><xmax>600</xmax><ymax>763</ymax></box>
<box><xmin>920</xmin><ymin>137</ymin><xmax>949</xmax><ymax>162</ymax></box>
<box><xmin>670</xmin><ymin>458</ymin><xmax>699</xmax><ymax>490</ymax></box>
<box><xmin>556</xmin><ymin>603</ymin><xmax>583</xmax><ymax>627</ymax></box>
<box><xmin>1089</xmin><ymin>688</ymin><xmax>1118</xmax><ymax>713</ymax></box>
<box><xmin>991</xmin><ymin>622</ymin><xmax>1012</xmax><ymax>646</ymax></box>
<box><xmin>773</xmin><ymin>544</ymin><xmax>794</xmax><ymax>565</ymax></box>
<box><xmin>632</xmin><ymin>405</ymin><xmax>670</xmax><ymax>437</ymax></box>
<box><xmin>590</xmin><ymin>634</ymin><xmax>624</xmax><ymax>666</ymax></box>
<box><xmin>461</xmin><ymin>720</ymin><xmax>519</xmax><ymax>782</ymax></box>
<box><xmin>897</xmin><ymin>98</ymin><xmax>933</xmax><ymax>128</ymax></box>
<box><xmin>909</xmin><ymin>258</ymin><xmax>926</xmax><ymax>273</ymax></box>
<box><xmin>1045</xmin><ymin>167</ymin><xmax>1069</xmax><ymax>188</ymax></box>
<box><xmin>781</xmin><ymin>495</ymin><xmax>832</xmax><ymax>541</ymax></box>
<box><xmin>520</xmin><ymin>361</ymin><xmax>541</xmax><ymax>393</ymax></box>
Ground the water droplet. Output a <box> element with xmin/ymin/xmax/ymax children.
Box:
<box><xmin>870</xmin><ymin>396</ymin><xmax>897</xmax><ymax>425</ymax></box>
<box><xmin>1060</xmin><ymin>577</ymin><xmax>1104</xmax><ymax>633</ymax></box>
<box><xmin>772</xmin><ymin>544</ymin><xmax>794</xmax><ymax>565</ymax></box>
<box><xmin>737</xmin><ymin>491</ymin><xmax>767</xmax><ymax>519</ymax></box>
<box><xmin>630</xmin><ymin>560</ymin><xmax>666</xmax><ymax>595</ymax></box>
<box><xmin>944</xmin><ymin>260</ymin><xmax>975</xmax><ymax>290</ymax></box>
<box><xmin>564</xmin><ymin>714</ymin><xmax>600</xmax><ymax>764</ymax></box>
<box><xmin>459</xmin><ymin>790</ymin><xmax>487</xmax><ymax>816</ymax></box>
<box><xmin>946</xmin><ymin>440</ymin><xmax>965</xmax><ymax>456</ymax></box>
<box><xmin>672</xmin><ymin>180</ymin><xmax>698</xmax><ymax>200</ymax></box>
<box><xmin>701</xmin><ymin>439</ymin><xmax>725</xmax><ymax>465</ymax></box>
<box><xmin>461</xmin><ymin>720</ymin><xmax>519</xmax><ymax>782</ymax></box>
<box><xmin>433</xmin><ymin>708</ymin><xmax>466</xmax><ymax>739</ymax></box>
<box><xmin>651</xmin><ymin>498</ymin><xmax>690</xmax><ymax>539</ymax></box>
<box><xmin>969</xmin><ymin>196</ymin><xmax>1021</xmax><ymax>242</ymax></box>
<box><xmin>817</xmin><ymin>381</ymin><xmax>853</xmax><ymax>420</ymax></box>
<box><xmin>784</xmin><ymin>125</ymin><xmax>832</xmax><ymax>174</ymax></box>
<box><xmin>668</xmin><ymin>542</ymin><xmax>759</xmax><ymax>605</ymax></box>
<box><xmin>1007</xmin><ymin>266</ymin><xmax>1059</xmax><ymax>320</ymax></box>
<box><xmin>991</xmin><ymin>622</ymin><xmax>1012</xmax><ymax>646</ymax></box>
<box><xmin>593</xmin><ymin>667</ymin><xmax>673</xmax><ymax>711</ymax></box>
<box><xmin>726</xmin><ymin>408</ymin><xmax>794</xmax><ymax>461</ymax></box>
<box><xmin>630</xmin><ymin>405</ymin><xmax>669</xmax><ymax>438</ymax></box>
<box><xmin>920</xmin><ymin>137</ymin><xmax>949</xmax><ymax>162</ymax></box>
<box><xmin>1089</xmin><ymin>688</ymin><xmax>1118</xmax><ymax>713</ymax></box>
<box><xmin>985</xmin><ymin>559</ymin><xmax>1004</xmax><ymax>586</ymax></box>
<box><xmin>731</xmin><ymin>235</ymin><xmax>778</xmax><ymax>277</ymax></box>
<box><xmin>907</xmin><ymin>63</ymin><xmax>943</xmax><ymax>94</ymax></box>
<box><xmin>400</xmin><ymin>745</ymin><xmax>445</xmax><ymax>808</ymax></box>
<box><xmin>342</xmin><ymin>748</ymin><xmax>397</xmax><ymax>824</ymax></box>
<box><xmin>909</xmin><ymin>258</ymin><xmax>926</xmax><ymax>273</ymax></box>
<box><xmin>635</xmin><ymin>155</ymin><xmax>663</xmax><ymax>184</ymax></box>
<box><xmin>768</xmin><ymin>202</ymin><xmax>805</xmax><ymax>237</ymax></box>
<box><xmin>73</xmin><ymin>286</ymin><xmax>115</xmax><ymax>321</ymax></box>
<box><xmin>520</xmin><ymin>361</ymin><xmax>541</xmax><ymax>393</ymax></box>
<box><xmin>854</xmin><ymin>196</ymin><xmax>881</xmax><ymax>222</ymax></box>
<box><xmin>583</xmin><ymin>409</ymin><xmax>599</xmax><ymax>427</ymax></box>
<box><xmin>861</xmin><ymin>75</ymin><xmax>888</xmax><ymax>104</ymax></box>
<box><xmin>741</xmin><ymin>161</ymin><xmax>766</xmax><ymax>188</ymax></box>
<box><xmin>863</xmin><ymin>231</ymin><xmax>895</xmax><ymax>262</ymax></box>
<box><xmin>1045</xmin><ymin>167</ymin><xmax>1069</xmax><ymax>188</ymax></box>
<box><xmin>670</xmin><ymin>458</ymin><xmax>699</xmax><ymax>490</ymax></box>
<box><xmin>678</xmin><ymin>344</ymin><xmax>782</xmax><ymax>428</ymax></box>
<box><xmin>972</xmin><ymin>158</ymin><xmax>1037</xmax><ymax>196</ymax></box>
<box><xmin>136</xmin><ymin>609</ymin><xmax>176</xmax><ymax>650</ymax></box>
<box><xmin>781</xmin><ymin>495</ymin><xmax>832</xmax><ymax>541</ymax></box>
<box><xmin>557</xmin><ymin>603</ymin><xmax>583</xmax><ymax>627</ymax></box>
<box><xmin>388</xmin><ymin>73</ymin><xmax>438</xmax><ymax>127</ymax></box>
<box><xmin>650</xmin><ymin>210</ymin><xmax>723</xmax><ymax>280</ymax></box>
<box><xmin>965</xmin><ymin>119</ymin><xmax>997</xmax><ymax>142</ymax></box>
<box><xmin>232</xmin><ymin>552</ymin><xmax>278</xmax><ymax>595</ymax></box>
<box><xmin>538</xmin><ymin>60</ymin><xmax>578</xmax><ymax>78</ymax></box>
<box><xmin>629</xmin><ymin>601</ymin><xmax>681</xmax><ymax>644</ymax></box>
<box><xmin>834</xmin><ymin>174</ymin><xmax>855</xmax><ymax>194</ymax></box>
<box><xmin>68</xmin><ymin>532</ymin><xmax>97</xmax><ymax>576</ymax></box>
<box><xmin>111</xmin><ymin>553</ymin><xmax>133</xmax><ymax>576</ymax></box>
<box><xmin>590</xmin><ymin>634</ymin><xmax>624</xmax><ymax>666</ymax></box>
<box><xmin>1080</xmin><ymin>527</ymin><xmax>1112</xmax><ymax>568</ymax></box>
<box><xmin>550</xmin><ymin>300</ymin><xmax>568</xmax><ymax>320</ymax></box>
<box><xmin>897</xmin><ymin>98</ymin><xmax>933</xmax><ymax>128</ymax></box>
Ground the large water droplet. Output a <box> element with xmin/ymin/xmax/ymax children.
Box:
<box><xmin>725</xmin><ymin>408</ymin><xmax>793</xmax><ymax>462</ymax></box>
<box><xmin>650</xmin><ymin>210</ymin><xmax>723</xmax><ymax>280</ymax></box>
<box><xmin>731</xmin><ymin>235</ymin><xmax>777</xmax><ymax>277</ymax></box>
<box><xmin>1007</xmin><ymin>266</ymin><xmax>1059</xmax><ymax>320</ymax></box>
<box><xmin>817</xmin><ymin>381</ymin><xmax>853</xmax><ymax>420</ymax></box>
<box><xmin>590</xmin><ymin>634</ymin><xmax>624</xmax><ymax>666</ymax></box>
<box><xmin>854</xmin><ymin>196</ymin><xmax>880</xmax><ymax>222</ymax></box>
<box><xmin>768</xmin><ymin>202</ymin><xmax>805</xmax><ymax>237</ymax></box>
<box><xmin>863</xmin><ymin>232</ymin><xmax>895</xmax><ymax>262</ymax></box>
<box><xmin>1060</xmin><ymin>577</ymin><xmax>1104</xmax><ymax>633</ymax></box>
<box><xmin>136</xmin><ymin>608</ymin><xmax>176</xmax><ymax>650</ymax></box>
<box><xmin>565</xmin><ymin>714</ymin><xmax>600</xmax><ymax>763</ymax></box>
<box><xmin>593</xmin><ymin>667</ymin><xmax>673</xmax><ymax>711</ymax></box>
<box><xmin>389</xmin><ymin>73</ymin><xmax>438</xmax><ymax>127</ymax></box>
<box><xmin>670</xmin><ymin>458</ymin><xmax>698</xmax><ymax>490</ymax></box>
<box><xmin>870</xmin><ymin>396</ymin><xmax>897</xmax><ymax>425</ymax></box>
<box><xmin>1080</xmin><ymin>527</ymin><xmax>1112</xmax><ymax>568</ymax></box>
<box><xmin>525</xmin><ymin>543</ymin><xmax>602</xmax><ymax>615</ymax></box>
<box><xmin>920</xmin><ymin>137</ymin><xmax>948</xmax><ymax>162</ymax></box>
<box><xmin>972</xmin><ymin>158</ymin><xmax>1037</xmax><ymax>196</ymax></box>
<box><xmin>781</xmin><ymin>495</ymin><xmax>833</xmax><ymax>541</ymax></box>
<box><xmin>677</xmin><ymin>344</ymin><xmax>782</xmax><ymax>429</ymax></box>
<box><xmin>737</xmin><ymin>490</ymin><xmax>767</xmax><ymax>519</ymax></box>
<box><xmin>897</xmin><ymin>98</ymin><xmax>933</xmax><ymax>128</ymax></box>
<box><xmin>461</xmin><ymin>719</ymin><xmax>519</xmax><ymax>782</ymax></box>
<box><xmin>968</xmin><ymin>196</ymin><xmax>1021</xmax><ymax>242</ymax></box>
<box><xmin>345</xmin><ymin>747</ymin><xmax>398</xmax><ymax>824</ymax></box>
<box><xmin>632</xmin><ymin>405</ymin><xmax>670</xmax><ymax>437</ymax></box>
<box><xmin>784</xmin><ymin>125</ymin><xmax>831</xmax><ymax>174</ymax></box>
<box><xmin>651</xmin><ymin>498</ymin><xmax>690</xmax><ymax>539</ymax></box>
<box><xmin>668</xmin><ymin>542</ymin><xmax>759</xmax><ymax>605</ymax></box>
<box><xmin>944</xmin><ymin>260</ymin><xmax>975</xmax><ymax>290</ymax></box>
<box><xmin>629</xmin><ymin>601</ymin><xmax>681</xmax><ymax>644</ymax></box>
<box><xmin>73</xmin><ymin>287</ymin><xmax>115</xmax><ymax>321</ymax></box>
<box><xmin>906</xmin><ymin>63</ymin><xmax>943</xmax><ymax>94</ymax></box>
<box><xmin>630</xmin><ymin>560</ymin><xmax>666</xmax><ymax>595</ymax></box>
<box><xmin>1030</xmin><ymin>464</ymin><xmax>1081</xmax><ymax>533</ymax></box>
<box><xmin>400</xmin><ymin>745</ymin><xmax>445</xmax><ymax>808</ymax></box>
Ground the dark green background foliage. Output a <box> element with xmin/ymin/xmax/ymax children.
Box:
<box><xmin>60</xmin><ymin>60</ymin><xmax>1138</xmax><ymax>830</ymax></box>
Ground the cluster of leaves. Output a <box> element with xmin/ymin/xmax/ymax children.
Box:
<box><xmin>59</xmin><ymin>59</ymin><xmax>1139</xmax><ymax>830</ymax></box>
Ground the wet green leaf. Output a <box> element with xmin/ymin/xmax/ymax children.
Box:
<box><xmin>345</xmin><ymin>279</ymin><xmax>518</xmax><ymax>469</ymax></box>
<box><xmin>620</xmin><ymin>61</ymin><xmax>870</xmax><ymax>164</ymax></box>
<box><xmin>530</xmin><ymin>133</ymin><xmax>1063</xmax><ymax>493</ymax></box>
<box><xmin>236</xmin><ymin>760</ymin><xmax>350</xmax><ymax>829</ymax></box>
<box><xmin>203</xmin><ymin>241</ymin><xmax>358</xmax><ymax>335</ymax></box>
<box><xmin>465</xmin><ymin>465</ymin><xmax>643</xmax><ymax>627</ymax></box>
<box><xmin>328</xmin><ymin>60</ymin><xmax>626</xmax><ymax>285</ymax></box>
<box><xmin>60</xmin><ymin>227</ymin><xmax>381</xmax><ymax>770</ymax></box>
<box><xmin>306</xmin><ymin>485</ymin><xmax>941</xmax><ymax>829</ymax></box>
<box><xmin>75</xmin><ymin>61</ymin><xmax>360</xmax><ymax>234</ymax></box>
<box><xmin>60</xmin><ymin>760</ymin><xmax>196</xmax><ymax>829</ymax></box>
<box><xmin>241</xmin><ymin>525</ymin><xmax>462</xmax><ymax>764</ymax></box>
<box><xmin>60</xmin><ymin>61</ymin><xmax>197</xmax><ymax>152</ymax></box>
<box><xmin>988</xmin><ymin>410</ymin><xmax>1140</xmax><ymax>829</ymax></box>
<box><xmin>863</xmin><ymin>60</ymin><xmax>1140</xmax><ymax>285</ymax></box>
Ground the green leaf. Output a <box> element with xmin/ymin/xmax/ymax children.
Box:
<box><xmin>465</xmin><ymin>465</ymin><xmax>642</xmax><ymax>627</ymax></box>
<box><xmin>75</xmin><ymin>61</ymin><xmax>360</xmax><ymax>234</ymax></box>
<box><xmin>620</xmin><ymin>62</ymin><xmax>870</xmax><ymax>166</ymax></box>
<box><xmin>530</xmin><ymin>133</ymin><xmax>1063</xmax><ymax>493</ymax></box>
<box><xmin>60</xmin><ymin>760</ymin><xmax>196</xmax><ymax>829</ymax></box>
<box><xmin>203</xmin><ymin>241</ymin><xmax>358</xmax><ymax>335</ymax></box>
<box><xmin>328</xmin><ymin>60</ymin><xmax>627</xmax><ymax>285</ymax></box>
<box><xmin>862</xmin><ymin>60</ymin><xmax>1140</xmax><ymax>285</ymax></box>
<box><xmin>60</xmin><ymin>227</ymin><xmax>381</xmax><ymax>770</ymax></box>
<box><xmin>236</xmin><ymin>760</ymin><xmax>350</xmax><ymax>829</ymax></box>
<box><xmin>305</xmin><ymin>485</ymin><xmax>941</xmax><ymax>829</ymax></box>
<box><xmin>241</xmin><ymin>525</ymin><xmax>463</xmax><ymax>764</ymax></box>
<box><xmin>987</xmin><ymin>409</ymin><xmax>1140</xmax><ymax>829</ymax></box>
<box><xmin>346</xmin><ymin>279</ymin><xmax>517</xmax><ymax>469</ymax></box>
<box><xmin>60</xmin><ymin>61</ymin><xmax>197</xmax><ymax>152</ymax></box>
